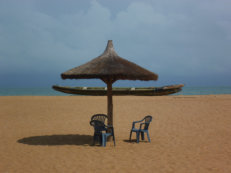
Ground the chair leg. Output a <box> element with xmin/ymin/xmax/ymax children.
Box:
<box><xmin>147</xmin><ymin>131</ymin><xmax>151</xmax><ymax>142</ymax></box>
<box><xmin>102</xmin><ymin>134</ymin><xmax>106</xmax><ymax>147</ymax></box>
<box><xmin>141</xmin><ymin>132</ymin><xmax>144</xmax><ymax>140</ymax></box>
<box><xmin>136</xmin><ymin>132</ymin><xmax>140</xmax><ymax>143</ymax></box>
<box><xmin>129</xmin><ymin>130</ymin><xmax>133</xmax><ymax>141</ymax></box>
<box><xmin>93</xmin><ymin>133</ymin><xmax>100</xmax><ymax>145</ymax></box>
<box><xmin>99</xmin><ymin>135</ymin><xmax>103</xmax><ymax>145</ymax></box>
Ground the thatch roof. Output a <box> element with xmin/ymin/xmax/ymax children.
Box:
<box><xmin>61</xmin><ymin>40</ymin><xmax>158</xmax><ymax>82</ymax></box>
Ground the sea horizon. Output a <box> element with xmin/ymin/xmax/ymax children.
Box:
<box><xmin>0</xmin><ymin>86</ymin><xmax>231</xmax><ymax>96</ymax></box>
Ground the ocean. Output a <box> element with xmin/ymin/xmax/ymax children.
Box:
<box><xmin>0</xmin><ymin>86</ymin><xmax>231</xmax><ymax>96</ymax></box>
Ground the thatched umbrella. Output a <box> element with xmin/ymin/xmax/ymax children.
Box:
<box><xmin>61</xmin><ymin>40</ymin><xmax>158</xmax><ymax>127</ymax></box>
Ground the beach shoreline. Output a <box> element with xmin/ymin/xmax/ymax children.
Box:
<box><xmin>0</xmin><ymin>95</ymin><xmax>231</xmax><ymax>173</ymax></box>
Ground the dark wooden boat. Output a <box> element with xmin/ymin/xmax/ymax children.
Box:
<box><xmin>52</xmin><ymin>84</ymin><xmax>184</xmax><ymax>96</ymax></box>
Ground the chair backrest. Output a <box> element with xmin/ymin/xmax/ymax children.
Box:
<box><xmin>143</xmin><ymin>115</ymin><xmax>152</xmax><ymax>130</ymax></box>
<box><xmin>91</xmin><ymin>114</ymin><xmax>108</xmax><ymax>124</ymax></box>
<box><xmin>90</xmin><ymin>120</ymin><xmax>107</xmax><ymax>133</ymax></box>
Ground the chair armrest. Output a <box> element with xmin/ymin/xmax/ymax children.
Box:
<box><xmin>105</xmin><ymin>125</ymin><xmax>114</xmax><ymax>134</ymax></box>
<box><xmin>132</xmin><ymin>118</ymin><xmax>145</xmax><ymax>128</ymax></box>
<box><xmin>139</xmin><ymin>122</ymin><xmax>148</xmax><ymax>129</ymax></box>
<box><xmin>133</xmin><ymin>119</ymin><xmax>144</xmax><ymax>124</ymax></box>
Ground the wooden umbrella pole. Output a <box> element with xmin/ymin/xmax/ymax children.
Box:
<box><xmin>106</xmin><ymin>80</ymin><xmax>113</xmax><ymax>141</ymax></box>
<box><xmin>107</xmin><ymin>81</ymin><xmax>113</xmax><ymax>127</ymax></box>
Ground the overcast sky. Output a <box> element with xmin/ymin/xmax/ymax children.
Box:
<box><xmin>0</xmin><ymin>0</ymin><xmax>231</xmax><ymax>87</ymax></box>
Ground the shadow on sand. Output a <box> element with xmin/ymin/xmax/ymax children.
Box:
<box><xmin>123</xmin><ymin>139</ymin><xmax>137</xmax><ymax>143</ymax></box>
<box><xmin>123</xmin><ymin>139</ymin><xmax>149</xmax><ymax>143</ymax></box>
<box><xmin>18</xmin><ymin>134</ymin><xmax>93</xmax><ymax>146</ymax></box>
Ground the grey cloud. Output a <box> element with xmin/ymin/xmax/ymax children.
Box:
<box><xmin>0</xmin><ymin>0</ymin><xmax>231</xmax><ymax>86</ymax></box>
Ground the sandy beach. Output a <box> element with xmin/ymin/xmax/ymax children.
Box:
<box><xmin>0</xmin><ymin>95</ymin><xmax>231</xmax><ymax>173</ymax></box>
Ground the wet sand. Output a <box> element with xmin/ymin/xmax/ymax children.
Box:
<box><xmin>0</xmin><ymin>95</ymin><xmax>231</xmax><ymax>173</ymax></box>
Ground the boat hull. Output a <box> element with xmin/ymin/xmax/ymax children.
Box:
<box><xmin>52</xmin><ymin>84</ymin><xmax>184</xmax><ymax>96</ymax></box>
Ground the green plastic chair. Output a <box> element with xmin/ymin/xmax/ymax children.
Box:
<box><xmin>129</xmin><ymin>115</ymin><xmax>152</xmax><ymax>143</ymax></box>
<box><xmin>90</xmin><ymin>119</ymin><xmax>115</xmax><ymax>147</ymax></box>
